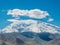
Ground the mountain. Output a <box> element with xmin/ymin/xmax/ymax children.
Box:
<box><xmin>0</xmin><ymin>19</ymin><xmax>60</xmax><ymax>45</ymax></box>
<box><xmin>1</xmin><ymin>19</ymin><xmax>60</xmax><ymax>33</ymax></box>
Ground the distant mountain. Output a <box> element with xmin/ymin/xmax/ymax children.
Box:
<box><xmin>1</xmin><ymin>19</ymin><xmax>60</xmax><ymax>33</ymax></box>
<box><xmin>0</xmin><ymin>19</ymin><xmax>60</xmax><ymax>45</ymax></box>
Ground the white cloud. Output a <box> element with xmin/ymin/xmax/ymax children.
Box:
<box><xmin>48</xmin><ymin>18</ymin><xmax>54</xmax><ymax>22</ymax></box>
<box><xmin>7</xmin><ymin>9</ymin><xmax>49</xmax><ymax>19</ymax></box>
<box><xmin>28</xmin><ymin>9</ymin><xmax>49</xmax><ymax>18</ymax></box>
<box><xmin>7</xmin><ymin>9</ymin><xmax>28</xmax><ymax>17</ymax></box>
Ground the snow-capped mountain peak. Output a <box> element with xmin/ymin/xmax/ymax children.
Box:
<box><xmin>1</xmin><ymin>19</ymin><xmax>60</xmax><ymax>34</ymax></box>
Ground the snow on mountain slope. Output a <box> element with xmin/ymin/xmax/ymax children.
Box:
<box><xmin>1</xmin><ymin>19</ymin><xmax>60</xmax><ymax>34</ymax></box>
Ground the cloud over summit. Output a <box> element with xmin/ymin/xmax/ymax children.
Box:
<box><xmin>7</xmin><ymin>9</ymin><xmax>49</xmax><ymax>19</ymax></box>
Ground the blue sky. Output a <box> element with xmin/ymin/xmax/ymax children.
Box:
<box><xmin>0</xmin><ymin>0</ymin><xmax>60</xmax><ymax>29</ymax></box>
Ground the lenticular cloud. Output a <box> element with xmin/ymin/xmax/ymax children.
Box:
<box><xmin>7</xmin><ymin>9</ymin><xmax>49</xmax><ymax>19</ymax></box>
